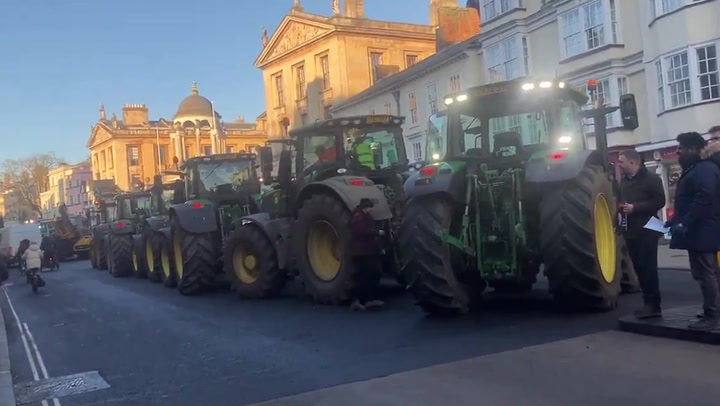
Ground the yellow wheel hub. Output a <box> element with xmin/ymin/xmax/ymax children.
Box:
<box><xmin>306</xmin><ymin>220</ymin><xmax>342</xmax><ymax>281</ymax></box>
<box><xmin>161</xmin><ymin>246</ymin><xmax>171</xmax><ymax>278</ymax></box>
<box><xmin>593</xmin><ymin>193</ymin><xmax>617</xmax><ymax>283</ymax></box>
<box><xmin>132</xmin><ymin>251</ymin><xmax>138</xmax><ymax>272</ymax></box>
<box><xmin>146</xmin><ymin>240</ymin><xmax>154</xmax><ymax>272</ymax></box>
<box><xmin>173</xmin><ymin>233</ymin><xmax>184</xmax><ymax>279</ymax></box>
<box><xmin>233</xmin><ymin>247</ymin><xmax>258</xmax><ymax>284</ymax></box>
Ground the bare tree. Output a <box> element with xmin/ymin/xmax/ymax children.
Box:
<box><xmin>1</xmin><ymin>153</ymin><xmax>62</xmax><ymax>216</ymax></box>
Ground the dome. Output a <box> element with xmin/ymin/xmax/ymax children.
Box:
<box><xmin>174</xmin><ymin>82</ymin><xmax>214</xmax><ymax>120</ymax></box>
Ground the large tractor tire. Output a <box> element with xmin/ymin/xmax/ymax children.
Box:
<box><xmin>90</xmin><ymin>244</ymin><xmax>98</xmax><ymax>269</ymax></box>
<box><xmin>109</xmin><ymin>235</ymin><xmax>133</xmax><ymax>278</ymax></box>
<box><xmin>224</xmin><ymin>225</ymin><xmax>285</xmax><ymax>299</ymax></box>
<box><xmin>159</xmin><ymin>236</ymin><xmax>177</xmax><ymax>288</ymax></box>
<box><xmin>293</xmin><ymin>193</ymin><xmax>366</xmax><ymax>305</ymax></box>
<box><xmin>540</xmin><ymin>164</ymin><xmax>621</xmax><ymax>311</ymax></box>
<box><xmin>131</xmin><ymin>240</ymin><xmax>147</xmax><ymax>279</ymax></box>
<box><xmin>618</xmin><ymin>235</ymin><xmax>641</xmax><ymax>294</ymax></box>
<box><xmin>171</xmin><ymin>216</ymin><xmax>216</xmax><ymax>295</ymax></box>
<box><xmin>144</xmin><ymin>231</ymin><xmax>163</xmax><ymax>283</ymax></box>
<box><xmin>398</xmin><ymin>196</ymin><xmax>483</xmax><ymax>316</ymax></box>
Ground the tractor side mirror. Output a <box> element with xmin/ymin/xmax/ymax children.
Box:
<box><xmin>619</xmin><ymin>93</ymin><xmax>639</xmax><ymax>131</ymax></box>
<box><xmin>258</xmin><ymin>146</ymin><xmax>274</xmax><ymax>185</ymax></box>
<box><xmin>173</xmin><ymin>183</ymin><xmax>186</xmax><ymax>204</ymax></box>
<box><xmin>277</xmin><ymin>149</ymin><xmax>292</xmax><ymax>187</ymax></box>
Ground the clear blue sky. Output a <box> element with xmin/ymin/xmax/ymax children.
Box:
<box><xmin>0</xmin><ymin>0</ymin><xmax>431</xmax><ymax>164</ymax></box>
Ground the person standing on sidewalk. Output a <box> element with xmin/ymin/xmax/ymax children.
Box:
<box><xmin>666</xmin><ymin>132</ymin><xmax>720</xmax><ymax>330</ymax></box>
<box><xmin>618</xmin><ymin>149</ymin><xmax>666</xmax><ymax>319</ymax></box>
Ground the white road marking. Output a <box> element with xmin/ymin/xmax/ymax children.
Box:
<box><xmin>3</xmin><ymin>287</ymin><xmax>61</xmax><ymax>405</ymax></box>
<box><xmin>24</xmin><ymin>323</ymin><xmax>61</xmax><ymax>406</ymax></box>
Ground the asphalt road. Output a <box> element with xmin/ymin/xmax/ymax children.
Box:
<box><xmin>1</xmin><ymin>260</ymin><xmax>700</xmax><ymax>406</ymax></box>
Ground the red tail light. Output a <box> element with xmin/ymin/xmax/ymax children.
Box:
<box><xmin>349</xmin><ymin>179</ymin><xmax>364</xmax><ymax>186</ymax></box>
<box><xmin>548</xmin><ymin>152</ymin><xmax>566</xmax><ymax>160</ymax></box>
<box><xmin>117</xmin><ymin>222</ymin><xmax>126</xmax><ymax>228</ymax></box>
<box><xmin>419</xmin><ymin>166</ymin><xmax>437</xmax><ymax>176</ymax></box>
<box><xmin>190</xmin><ymin>202</ymin><xmax>204</xmax><ymax>208</ymax></box>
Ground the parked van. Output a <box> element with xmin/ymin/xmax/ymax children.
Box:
<box><xmin>0</xmin><ymin>223</ymin><xmax>43</xmax><ymax>267</ymax></box>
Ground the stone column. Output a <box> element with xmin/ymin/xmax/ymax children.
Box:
<box><xmin>210</xmin><ymin>129</ymin><xmax>218</xmax><ymax>155</ymax></box>
<box><xmin>194</xmin><ymin>127</ymin><xmax>201</xmax><ymax>156</ymax></box>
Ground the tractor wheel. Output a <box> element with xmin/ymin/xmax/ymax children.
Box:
<box><xmin>224</xmin><ymin>225</ymin><xmax>285</xmax><ymax>299</ymax></box>
<box><xmin>618</xmin><ymin>235</ymin><xmax>641</xmax><ymax>294</ymax></box>
<box><xmin>540</xmin><ymin>164</ymin><xmax>621</xmax><ymax>311</ymax></box>
<box><xmin>90</xmin><ymin>244</ymin><xmax>98</xmax><ymax>269</ymax></box>
<box><xmin>131</xmin><ymin>241</ymin><xmax>147</xmax><ymax>279</ymax></box>
<box><xmin>293</xmin><ymin>193</ymin><xmax>364</xmax><ymax>305</ymax></box>
<box><xmin>159</xmin><ymin>236</ymin><xmax>177</xmax><ymax>288</ymax></box>
<box><xmin>145</xmin><ymin>232</ymin><xmax>163</xmax><ymax>283</ymax></box>
<box><xmin>172</xmin><ymin>216</ymin><xmax>215</xmax><ymax>295</ymax></box>
<box><xmin>109</xmin><ymin>235</ymin><xmax>133</xmax><ymax>277</ymax></box>
<box><xmin>398</xmin><ymin>196</ymin><xmax>483</xmax><ymax>316</ymax></box>
<box><xmin>97</xmin><ymin>240</ymin><xmax>108</xmax><ymax>270</ymax></box>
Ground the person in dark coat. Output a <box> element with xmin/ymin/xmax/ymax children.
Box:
<box><xmin>618</xmin><ymin>149</ymin><xmax>666</xmax><ymax>319</ymax></box>
<box><xmin>666</xmin><ymin>132</ymin><xmax>720</xmax><ymax>330</ymax></box>
<box><xmin>350</xmin><ymin>198</ymin><xmax>384</xmax><ymax>311</ymax></box>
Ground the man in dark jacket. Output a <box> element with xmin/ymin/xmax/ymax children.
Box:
<box><xmin>350</xmin><ymin>198</ymin><xmax>384</xmax><ymax>311</ymax></box>
<box><xmin>667</xmin><ymin>132</ymin><xmax>720</xmax><ymax>330</ymax></box>
<box><xmin>618</xmin><ymin>149</ymin><xmax>666</xmax><ymax>319</ymax></box>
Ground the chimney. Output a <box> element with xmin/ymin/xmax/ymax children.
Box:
<box><xmin>122</xmin><ymin>104</ymin><xmax>150</xmax><ymax>126</ymax></box>
<box><xmin>436</xmin><ymin>6</ymin><xmax>480</xmax><ymax>51</ymax></box>
<box><xmin>99</xmin><ymin>104</ymin><xmax>106</xmax><ymax>120</ymax></box>
<box><xmin>430</xmin><ymin>0</ymin><xmax>458</xmax><ymax>27</ymax></box>
<box><xmin>344</xmin><ymin>0</ymin><xmax>365</xmax><ymax>18</ymax></box>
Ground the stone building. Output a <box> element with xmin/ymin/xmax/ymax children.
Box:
<box><xmin>40</xmin><ymin>162</ymin><xmax>92</xmax><ymax>219</ymax></box>
<box><xmin>256</xmin><ymin>0</ymin><xmax>450</xmax><ymax>137</ymax></box>
<box><xmin>87</xmin><ymin>83</ymin><xmax>268</xmax><ymax>191</ymax></box>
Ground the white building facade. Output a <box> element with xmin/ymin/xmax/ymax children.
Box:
<box><xmin>333</xmin><ymin>0</ymin><xmax>720</xmax><ymax>221</ymax></box>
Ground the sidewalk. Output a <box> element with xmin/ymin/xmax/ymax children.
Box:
<box><xmin>0</xmin><ymin>293</ymin><xmax>17</xmax><ymax>406</ymax></box>
<box><xmin>658</xmin><ymin>244</ymin><xmax>690</xmax><ymax>270</ymax></box>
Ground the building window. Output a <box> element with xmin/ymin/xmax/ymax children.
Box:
<box><xmin>295</xmin><ymin>65</ymin><xmax>306</xmax><ymax>99</ymax></box>
<box><xmin>246</xmin><ymin>145</ymin><xmax>259</xmax><ymax>154</ymax></box>
<box><xmin>226</xmin><ymin>146</ymin><xmax>235</xmax><ymax>153</ymax></box>
<box><xmin>320</xmin><ymin>55</ymin><xmax>330</xmax><ymax>90</ymax></box>
<box><xmin>412</xmin><ymin>141</ymin><xmax>422</xmax><ymax>161</ymax></box>
<box><xmin>408</xmin><ymin>92</ymin><xmax>418</xmax><ymax>124</ymax></box>
<box><xmin>406</xmin><ymin>54</ymin><xmax>418</xmax><ymax>68</ymax></box>
<box><xmin>107</xmin><ymin>148</ymin><xmax>114</xmax><ymax>169</ymax></box>
<box><xmin>369</xmin><ymin>51</ymin><xmax>384</xmax><ymax>84</ymax></box>
<box><xmin>130</xmin><ymin>174</ymin><xmax>142</xmax><ymax>189</ymax></box>
<box><xmin>301</xmin><ymin>113</ymin><xmax>308</xmax><ymax>126</ymax></box>
<box><xmin>427</xmin><ymin>82</ymin><xmax>438</xmax><ymax>115</ymax></box>
<box><xmin>202</xmin><ymin>145</ymin><xmax>212</xmax><ymax>156</ymax></box>
<box><xmin>559</xmin><ymin>0</ymin><xmax>618</xmax><ymax>59</ymax></box>
<box><xmin>449</xmin><ymin>73</ymin><xmax>461</xmax><ymax>92</ymax></box>
<box><xmin>274</xmin><ymin>74</ymin><xmax>285</xmax><ymax>107</ymax></box>
<box><xmin>127</xmin><ymin>145</ymin><xmax>140</xmax><ymax>166</ymax></box>
<box><xmin>655</xmin><ymin>43</ymin><xmax>719</xmax><ymax>113</ymax></box>
<box><xmin>185</xmin><ymin>145</ymin><xmax>192</xmax><ymax>158</ymax></box>
<box><xmin>650</xmin><ymin>0</ymin><xmax>704</xmax><ymax>18</ymax></box>
<box><xmin>158</xmin><ymin>145</ymin><xmax>167</xmax><ymax>166</ymax></box>
<box><xmin>81</xmin><ymin>180</ymin><xmax>87</xmax><ymax>193</ymax></box>
<box><xmin>384</xmin><ymin>103</ymin><xmax>392</xmax><ymax>114</ymax></box>
<box><xmin>485</xmin><ymin>35</ymin><xmax>528</xmax><ymax>83</ymax></box>
<box><xmin>577</xmin><ymin>75</ymin><xmax>627</xmax><ymax>131</ymax></box>
<box><xmin>482</xmin><ymin>0</ymin><xmax>518</xmax><ymax>22</ymax></box>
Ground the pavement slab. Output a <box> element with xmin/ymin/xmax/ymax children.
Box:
<box><xmin>249</xmin><ymin>331</ymin><xmax>720</xmax><ymax>406</ymax></box>
<box><xmin>0</xmin><ymin>294</ymin><xmax>17</xmax><ymax>406</ymax></box>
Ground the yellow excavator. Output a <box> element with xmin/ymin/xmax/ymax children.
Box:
<box><xmin>50</xmin><ymin>204</ymin><xmax>92</xmax><ymax>260</ymax></box>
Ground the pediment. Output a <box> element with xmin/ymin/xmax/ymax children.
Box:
<box><xmin>86</xmin><ymin>124</ymin><xmax>113</xmax><ymax>149</ymax></box>
<box><xmin>255</xmin><ymin>17</ymin><xmax>334</xmax><ymax>67</ymax></box>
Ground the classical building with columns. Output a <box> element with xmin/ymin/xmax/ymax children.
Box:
<box><xmin>86</xmin><ymin>83</ymin><xmax>267</xmax><ymax>191</ymax></box>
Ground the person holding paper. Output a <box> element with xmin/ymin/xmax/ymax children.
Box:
<box><xmin>666</xmin><ymin>132</ymin><xmax>720</xmax><ymax>331</ymax></box>
<box><xmin>618</xmin><ymin>149</ymin><xmax>666</xmax><ymax>319</ymax></box>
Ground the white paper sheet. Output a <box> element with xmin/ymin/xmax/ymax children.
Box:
<box><xmin>644</xmin><ymin>216</ymin><xmax>670</xmax><ymax>234</ymax></box>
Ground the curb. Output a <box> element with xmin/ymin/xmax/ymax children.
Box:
<box><xmin>0</xmin><ymin>294</ymin><xmax>17</xmax><ymax>406</ymax></box>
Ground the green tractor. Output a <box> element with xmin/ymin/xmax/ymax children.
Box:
<box><xmin>131</xmin><ymin>174</ymin><xmax>185</xmax><ymax>283</ymax></box>
<box><xmin>105</xmin><ymin>191</ymin><xmax>151</xmax><ymax>277</ymax></box>
<box><xmin>89</xmin><ymin>181</ymin><xmax>122</xmax><ymax>270</ymax></box>
<box><xmin>160</xmin><ymin>153</ymin><xmax>262</xmax><ymax>295</ymax></box>
<box><xmin>398</xmin><ymin>78</ymin><xmax>640</xmax><ymax>316</ymax></box>
<box><xmin>223</xmin><ymin>115</ymin><xmax>407</xmax><ymax>303</ymax></box>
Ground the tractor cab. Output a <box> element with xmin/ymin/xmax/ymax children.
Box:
<box><xmin>114</xmin><ymin>191</ymin><xmax>151</xmax><ymax>226</ymax></box>
<box><xmin>178</xmin><ymin>153</ymin><xmax>261</xmax><ymax>209</ymax></box>
<box><xmin>149</xmin><ymin>174</ymin><xmax>184</xmax><ymax>217</ymax></box>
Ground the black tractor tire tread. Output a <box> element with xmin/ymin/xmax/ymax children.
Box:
<box><xmin>109</xmin><ymin>235</ymin><xmax>133</xmax><ymax>277</ymax></box>
<box><xmin>294</xmin><ymin>194</ymin><xmax>364</xmax><ymax>305</ymax></box>
<box><xmin>398</xmin><ymin>197</ymin><xmax>477</xmax><ymax>316</ymax></box>
<box><xmin>540</xmin><ymin>164</ymin><xmax>621</xmax><ymax>311</ymax></box>
<box><xmin>173</xmin><ymin>217</ymin><xmax>215</xmax><ymax>295</ymax></box>
<box><xmin>224</xmin><ymin>225</ymin><xmax>286</xmax><ymax>299</ymax></box>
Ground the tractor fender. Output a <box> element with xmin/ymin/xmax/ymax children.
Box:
<box><xmin>525</xmin><ymin>149</ymin><xmax>604</xmax><ymax>184</ymax></box>
<box><xmin>235</xmin><ymin>213</ymin><xmax>293</xmax><ymax>270</ymax></box>
<box><xmin>159</xmin><ymin>227</ymin><xmax>172</xmax><ymax>246</ymax></box>
<box><xmin>403</xmin><ymin>166</ymin><xmax>466</xmax><ymax>204</ymax></box>
<box><xmin>169</xmin><ymin>203</ymin><xmax>217</xmax><ymax>233</ymax></box>
<box><xmin>109</xmin><ymin>222</ymin><xmax>135</xmax><ymax>235</ymax></box>
<box><xmin>298</xmin><ymin>176</ymin><xmax>393</xmax><ymax>221</ymax></box>
<box><xmin>145</xmin><ymin>216</ymin><xmax>169</xmax><ymax>232</ymax></box>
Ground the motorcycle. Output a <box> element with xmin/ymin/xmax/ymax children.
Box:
<box><xmin>28</xmin><ymin>268</ymin><xmax>45</xmax><ymax>294</ymax></box>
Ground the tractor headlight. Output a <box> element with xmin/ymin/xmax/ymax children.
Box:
<box><xmin>456</xmin><ymin>94</ymin><xmax>468</xmax><ymax>102</ymax></box>
<box><xmin>558</xmin><ymin>135</ymin><xmax>572</xmax><ymax>144</ymax></box>
<box><xmin>444</xmin><ymin>97</ymin><xmax>454</xmax><ymax>105</ymax></box>
<box><xmin>432</xmin><ymin>153</ymin><xmax>440</xmax><ymax>160</ymax></box>
<box><xmin>522</xmin><ymin>83</ymin><xmax>535</xmax><ymax>91</ymax></box>
<box><xmin>539</xmin><ymin>81</ymin><xmax>552</xmax><ymax>88</ymax></box>
<box><xmin>337</xmin><ymin>168</ymin><xmax>347</xmax><ymax>174</ymax></box>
